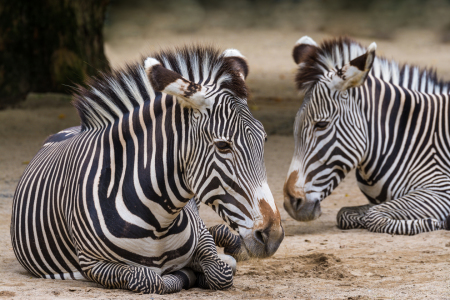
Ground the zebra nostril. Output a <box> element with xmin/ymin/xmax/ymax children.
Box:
<box><xmin>253</xmin><ymin>229</ymin><xmax>268</xmax><ymax>245</ymax></box>
<box><xmin>290</xmin><ymin>197</ymin><xmax>303</xmax><ymax>212</ymax></box>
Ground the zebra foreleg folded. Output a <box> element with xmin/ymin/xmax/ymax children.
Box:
<box><xmin>188</xmin><ymin>227</ymin><xmax>234</xmax><ymax>290</ymax></box>
<box><xmin>208</xmin><ymin>224</ymin><xmax>249</xmax><ymax>261</ymax></box>
<box><xmin>362</xmin><ymin>190</ymin><xmax>449</xmax><ymax>235</ymax></box>
<box><xmin>82</xmin><ymin>261</ymin><xmax>196</xmax><ymax>294</ymax></box>
<box><xmin>160</xmin><ymin>269</ymin><xmax>197</xmax><ymax>293</ymax></box>
<box><xmin>337</xmin><ymin>204</ymin><xmax>375</xmax><ymax>229</ymax></box>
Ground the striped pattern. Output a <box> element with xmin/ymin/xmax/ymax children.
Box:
<box><xmin>295</xmin><ymin>37</ymin><xmax>450</xmax><ymax>100</ymax></box>
<box><xmin>11</xmin><ymin>45</ymin><xmax>276</xmax><ymax>293</ymax></box>
<box><xmin>285</xmin><ymin>36</ymin><xmax>450</xmax><ymax>235</ymax></box>
<box><xmin>208</xmin><ymin>224</ymin><xmax>249</xmax><ymax>261</ymax></box>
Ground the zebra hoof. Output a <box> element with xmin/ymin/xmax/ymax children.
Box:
<box><xmin>178</xmin><ymin>268</ymin><xmax>197</xmax><ymax>289</ymax></box>
<box><xmin>444</xmin><ymin>215</ymin><xmax>450</xmax><ymax>230</ymax></box>
<box><xmin>218</xmin><ymin>254</ymin><xmax>237</xmax><ymax>275</ymax></box>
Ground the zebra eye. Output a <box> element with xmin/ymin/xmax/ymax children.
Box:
<box><xmin>215</xmin><ymin>141</ymin><xmax>232</xmax><ymax>152</ymax></box>
<box><xmin>315</xmin><ymin>121</ymin><xmax>329</xmax><ymax>130</ymax></box>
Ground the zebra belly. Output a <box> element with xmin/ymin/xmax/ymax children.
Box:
<box><xmin>356</xmin><ymin>162</ymin><xmax>450</xmax><ymax>205</ymax></box>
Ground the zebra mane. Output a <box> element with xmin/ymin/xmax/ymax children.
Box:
<box><xmin>295</xmin><ymin>36</ymin><xmax>450</xmax><ymax>95</ymax></box>
<box><xmin>73</xmin><ymin>45</ymin><xmax>248</xmax><ymax>129</ymax></box>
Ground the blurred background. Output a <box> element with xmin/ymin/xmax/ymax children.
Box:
<box><xmin>2</xmin><ymin>0</ymin><xmax>450</xmax><ymax>123</ymax></box>
<box><xmin>104</xmin><ymin>0</ymin><xmax>450</xmax><ymax>38</ymax></box>
<box><xmin>2</xmin><ymin>0</ymin><xmax>450</xmax><ymax>133</ymax></box>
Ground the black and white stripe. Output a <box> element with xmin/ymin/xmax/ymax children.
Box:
<box><xmin>284</xmin><ymin>36</ymin><xmax>450</xmax><ymax>235</ymax></box>
<box><xmin>11</xmin><ymin>45</ymin><xmax>283</xmax><ymax>294</ymax></box>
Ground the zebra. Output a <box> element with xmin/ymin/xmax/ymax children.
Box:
<box><xmin>283</xmin><ymin>36</ymin><xmax>450</xmax><ymax>235</ymax></box>
<box><xmin>10</xmin><ymin>45</ymin><xmax>284</xmax><ymax>294</ymax></box>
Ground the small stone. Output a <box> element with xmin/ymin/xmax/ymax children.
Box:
<box><xmin>445</xmin><ymin>242</ymin><xmax>450</xmax><ymax>247</ymax></box>
<box><xmin>304</xmin><ymin>239</ymin><xmax>311</xmax><ymax>243</ymax></box>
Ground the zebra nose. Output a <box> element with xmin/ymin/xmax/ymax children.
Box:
<box><xmin>290</xmin><ymin>197</ymin><xmax>303</xmax><ymax>212</ymax></box>
<box><xmin>240</xmin><ymin>221</ymin><xmax>284</xmax><ymax>258</ymax></box>
<box><xmin>252</xmin><ymin>221</ymin><xmax>284</xmax><ymax>252</ymax></box>
<box><xmin>253</xmin><ymin>228</ymin><xmax>268</xmax><ymax>245</ymax></box>
<box><xmin>284</xmin><ymin>195</ymin><xmax>321</xmax><ymax>222</ymax></box>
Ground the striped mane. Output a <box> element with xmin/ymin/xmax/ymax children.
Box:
<box><xmin>295</xmin><ymin>37</ymin><xmax>450</xmax><ymax>95</ymax></box>
<box><xmin>73</xmin><ymin>46</ymin><xmax>248</xmax><ymax>129</ymax></box>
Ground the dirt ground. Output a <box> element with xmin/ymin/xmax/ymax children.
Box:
<box><xmin>2</xmin><ymin>28</ymin><xmax>450</xmax><ymax>299</ymax></box>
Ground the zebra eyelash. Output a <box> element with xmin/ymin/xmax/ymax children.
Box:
<box><xmin>313</xmin><ymin>121</ymin><xmax>330</xmax><ymax>130</ymax></box>
<box><xmin>214</xmin><ymin>139</ymin><xmax>233</xmax><ymax>153</ymax></box>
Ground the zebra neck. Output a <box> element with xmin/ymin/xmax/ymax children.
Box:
<box><xmin>98</xmin><ymin>94</ymin><xmax>195</xmax><ymax>231</ymax></box>
<box><xmin>356</xmin><ymin>76</ymin><xmax>397</xmax><ymax>184</ymax></box>
<box><xmin>352</xmin><ymin>76</ymin><xmax>379</xmax><ymax>183</ymax></box>
<box><xmin>356</xmin><ymin>76</ymin><xmax>449</xmax><ymax>196</ymax></box>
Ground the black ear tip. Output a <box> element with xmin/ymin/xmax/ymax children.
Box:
<box><xmin>292</xmin><ymin>44</ymin><xmax>317</xmax><ymax>65</ymax></box>
<box><xmin>292</xmin><ymin>44</ymin><xmax>302</xmax><ymax>64</ymax></box>
<box><xmin>225</xmin><ymin>56</ymin><xmax>249</xmax><ymax>79</ymax></box>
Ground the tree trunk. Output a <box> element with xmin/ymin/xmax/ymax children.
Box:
<box><xmin>0</xmin><ymin>0</ymin><xmax>110</xmax><ymax>109</ymax></box>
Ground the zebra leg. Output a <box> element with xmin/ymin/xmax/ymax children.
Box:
<box><xmin>337</xmin><ymin>203</ymin><xmax>375</xmax><ymax>229</ymax></box>
<box><xmin>161</xmin><ymin>268</ymin><xmax>197</xmax><ymax>293</ymax></box>
<box><xmin>363</xmin><ymin>191</ymin><xmax>449</xmax><ymax>235</ymax></box>
<box><xmin>82</xmin><ymin>261</ymin><xmax>196</xmax><ymax>294</ymax></box>
<box><xmin>188</xmin><ymin>227</ymin><xmax>234</xmax><ymax>290</ymax></box>
<box><xmin>208</xmin><ymin>224</ymin><xmax>249</xmax><ymax>261</ymax></box>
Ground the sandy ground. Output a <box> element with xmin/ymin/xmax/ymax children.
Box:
<box><xmin>2</xmin><ymin>28</ymin><xmax>450</xmax><ymax>299</ymax></box>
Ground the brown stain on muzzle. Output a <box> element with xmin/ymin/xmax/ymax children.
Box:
<box><xmin>258</xmin><ymin>198</ymin><xmax>282</xmax><ymax>229</ymax></box>
<box><xmin>255</xmin><ymin>198</ymin><xmax>284</xmax><ymax>257</ymax></box>
<box><xmin>284</xmin><ymin>170</ymin><xmax>305</xmax><ymax>199</ymax></box>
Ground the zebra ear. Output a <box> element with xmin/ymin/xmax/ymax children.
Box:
<box><xmin>336</xmin><ymin>42</ymin><xmax>377</xmax><ymax>90</ymax></box>
<box><xmin>144</xmin><ymin>57</ymin><xmax>212</xmax><ymax>109</ymax></box>
<box><xmin>293</xmin><ymin>36</ymin><xmax>318</xmax><ymax>65</ymax></box>
<box><xmin>223</xmin><ymin>49</ymin><xmax>249</xmax><ymax>80</ymax></box>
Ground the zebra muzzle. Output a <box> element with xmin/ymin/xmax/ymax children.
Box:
<box><xmin>240</xmin><ymin>221</ymin><xmax>284</xmax><ymax>259</ymax></box>
<box><xmin>284</xmin><ymin>194</ymin><xmax>322</xmax><ymax>222</ymax></box>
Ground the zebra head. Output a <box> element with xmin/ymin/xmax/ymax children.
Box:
<box><xmin>145</xmin><ymin>47</ymin><xmax>283</xmax><ymax>258</ymax></box>
<box><xmin>284</xmin><ymin>36</ymin><xmax>376</xmax><ymax>221</ymax></box>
